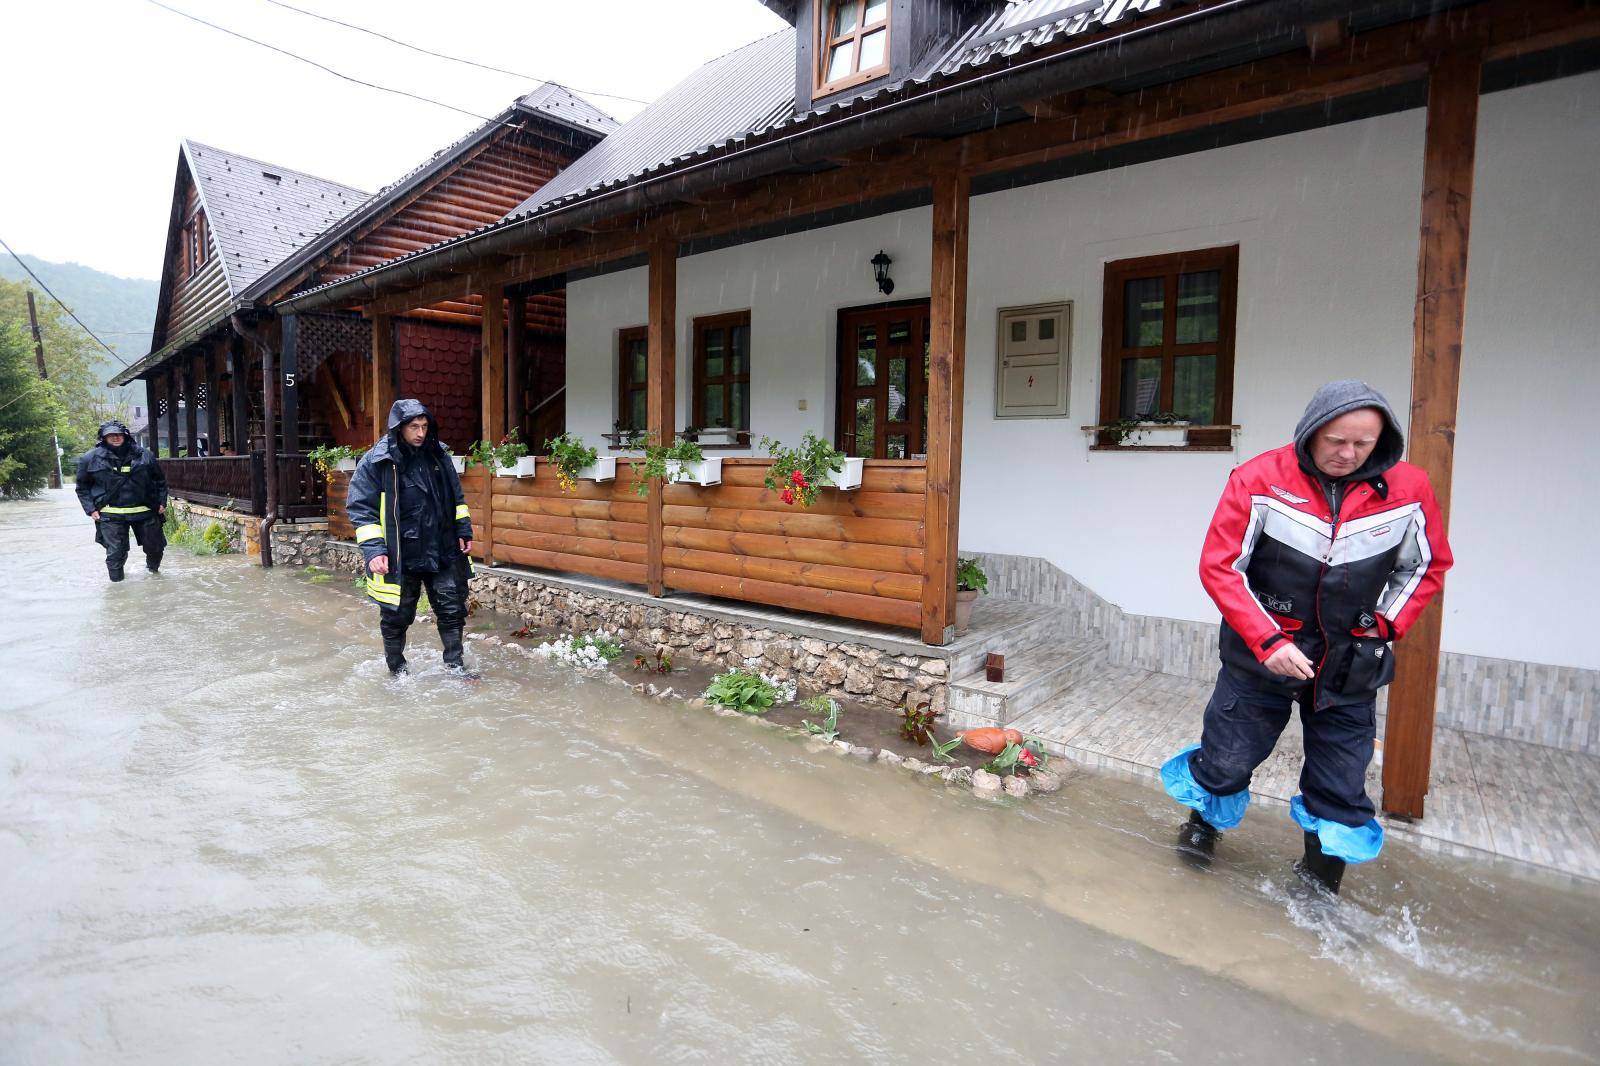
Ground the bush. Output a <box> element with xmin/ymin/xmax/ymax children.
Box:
<box><xmin>201</xmin><ymin>521</ymin><xmax>232</xmax><ymax>554</ymax></box>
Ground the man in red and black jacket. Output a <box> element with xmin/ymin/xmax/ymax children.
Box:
<box><xmin>1160</xmin><ymin>380</ymin><xmax>1452</xmax><ymax>894</ymax></box>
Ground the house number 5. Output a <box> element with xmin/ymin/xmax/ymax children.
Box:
<box><xmin>283</xmin><ymin>372</ymin><xmax>296</xmax><ymax>387</ymax></box>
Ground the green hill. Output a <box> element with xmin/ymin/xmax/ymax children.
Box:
<box><xmin>0</xmin><ymin>254</ymin><xmax>158</xmax><ymax>400</ymax></box>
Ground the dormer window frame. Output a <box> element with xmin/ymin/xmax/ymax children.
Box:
<box><xmin>183</xmin><ymin>208</ymin><xmax>209</xmax><ymax>279</ymax></box>
<box><xmin>814</xmin><ymin>0</ymin><xmax>892</xmax><ymax>99</ymax></box>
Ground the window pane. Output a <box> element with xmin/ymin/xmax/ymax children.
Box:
<box><xmin>629</xmin><ymin>391</ymin><xmax>646</xmax><ymax>431</ymax></box>
<box><xmin>703</xmin><ymin>328</ymin><xmax>724</xmax><ymax>379</ymax></box>
<box><xmin>1010</xmin><ymin>320</ymin><xmax>1027</xmax><ymax>343</ymax></box>
<box><xmin>1119</xmin><ymin>357</ymin><xmax>1162</xmax><ymax>419</ymax></box>
<box><xmin>1176</xmin><ymin>270</ymin><xmax>1221</xmax><ymax>344</ymax></box>
<box><xmin>731</xmin><ymin>382</ymin><xmax>749</xmax><ymax>431</ymax></box>
<box><xmin>827</xmin><ymin>42</ymin><xmax>854</xmax><ymax>81</ymax></box>
<box><xmin>1173</xmin><ymin>354</ymin><xmax>1216</xmax><ymax>424</ymax></box>
<box><xmin>1123</xmin><ymin>277</ymin><xmax>1165</xmax><ymax>347</ymax></box>
<box><xmin>888</xmin><ymin>357</ymin><xmax>908</xmax><ymax>422</ymax></box>
<box><xmin>1038</xmin><ymin>317</ymin><xmax>1055</xmax><ymax>341</ymax></box>
<box><xmin>704</xmin><ymin>384</ymin><xmax>725</xmax><ymax>427</ymax></box>
<box><xmin>863</xmin><ymin>0</ymin><xmax>887</xmax><ymax>25</ymax></box>
<box><xmin>730</xmin><ymin>324</ymin><xmax>750</xmax><ymax>377</ymax></box>
<box><xmin>855</xmin><ymin>326</ymin><xmax>876</xmax><ymax>386</ymax></box>
<box><xmin>887</xmin><ymin>434</ymin><xmax>907</xmax><ymax>459</ymax></box>
<box><xmin>831</xmin><ymin>0</ymin><xmax>858</xmax><ymax>36</ymax></box>
<box><xmin>631</xmin><ymin>347</ymin><xmax>647</xmax><ymax>384</ymax></box>
<box><xmin>858</xmin><ymin>27</ymin><xmax>886</xmax><ymax>69</ymax></box>
<box><xmin>888</xmin><ymin>319</ymin><xmax>911</xmax><ymax>342</ymax></box>
<box><xmin>854</xmin><ymin>398</ymin><xmax>875</xmax><ymax>458</ymax></box>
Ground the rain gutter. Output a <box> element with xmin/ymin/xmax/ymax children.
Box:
<box><xmin>279</xmin><ymin>0</ymin><xmax>1464</xmax><ymax>315</ymax></box>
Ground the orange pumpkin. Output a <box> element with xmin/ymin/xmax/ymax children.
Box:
<box><xmin>959</xmin><ymin>727</ymin><xmax>1024</xmax><ymax>754</ymax></box>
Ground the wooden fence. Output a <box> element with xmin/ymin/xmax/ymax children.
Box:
<box><xmin>328</xmin><ymin>457</ymin><xmax>928</xmax><ymax>632</ymax></box>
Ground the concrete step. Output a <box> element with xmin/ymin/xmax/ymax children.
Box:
<box><xmin>946</xmin><ymin>635</ymin><xmax>1107</xmax><ymax>731</ymax></box>
<box><xmin>946</xmin><ymin>597</ymin><xmax>1073</xmax><ymax>679</ymax></box>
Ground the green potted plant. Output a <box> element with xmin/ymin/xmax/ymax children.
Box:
<box><xmin>630</xmin><ymin>435</ymin><xmax>720</xmax><ymax>496</ymax></box>
<box><xmin>468</xmin><ymin>431</ymin><xmax>534</xmax><ymax>477</ymax></box>
<box><xmin>545</xmin><ymin>432</ymin><xmax>614</xmax><ymax>491</ymax></box>
<box><xmin>955</xmin><ymin>556</ymin><xmax>989</xmax><ymax>636</ymax></box>
<box><xmin>759</xmin><ymin>432</ymin><xmax>862</xmax><ymax>506</ymax></box>
<box><xmin>307</xmin><ymin>443</ymin><xmax>362</xmax><ymax>477</ymax></box>
<box><xmin>1106</xmin><ymin>411</ymin><xmax>1191</xmax><ymax>447</ymax></box>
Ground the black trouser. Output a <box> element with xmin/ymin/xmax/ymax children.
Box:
<box><xmin>378</xmin><ymin>559</ymin><xmax>468</xmax><ymax>647</ymax></box>
<box><xmin>96</xmin><ymin>515</ymin><xmax>165</xmax><ymax>576</ymax></box>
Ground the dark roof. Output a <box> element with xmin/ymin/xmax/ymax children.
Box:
<box><xmin>185</xmin><ymin>140</ymin><xmax>368</xmax><ymax>298</ymax></box>
<box><xmin>239</xmin><ymin>84</ymin><xmax>615</xmax><ymax>304</ymax></box>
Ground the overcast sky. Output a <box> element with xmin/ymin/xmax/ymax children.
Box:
<box><xmin>0</xmin><ymin>0</ymin><xmax>786</xmax><ymax>280</ymax></box>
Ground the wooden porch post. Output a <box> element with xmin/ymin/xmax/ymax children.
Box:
<box><xmin>1382</xmin><ymin>42</ymin><xmax>1483</xmax><ymax>820</ymax></box>
<box><xmin>144</xmin><ymin>377</ymin><xmax>160</xmax><ymax>453</ymax></box>
<box><xmin>204</xmin><ymin>344</ymin><xmax>221</xmax><ymax>454</ymax></box>
<box><xmin>921</xmin><ymin>172</ymin><xmax>970</xmax><ymax>646</ymax></box>
<box><xmin>165</xmin><ymin>367</ymin><xmax>179</xmax><ymax>458</ymax></box>
<box><xmin>280</xmin><ymin>315</ymin><xmax>300</xmax><ymax>457</ymax></box>
<box><xmin>646</xmin><ymin>238</ymin><xmax>677</xmax><ymax>598</ymax></box>
<box><xmin>507</xmin><ymin>292</ymin><xmax>527</xmax><ymax>446</ymax></box>
<box><xmin>228</xmin><ymin>337</ymin><xmax>249</xmax><ymax>454</ymax></box>
<box><xmin>371</xmin><ymin>313</ymin><xmax>395</xmax><ymax>442</ymax></box>
<box><xmin>481</xmin><ymin>286</ymin><xmax>507</xmax><ymax>446</ymax></box>
<box><xmin>182</xmin><ymin>356</ymin><xmax>198</xmax><ymax>457</ymax></box>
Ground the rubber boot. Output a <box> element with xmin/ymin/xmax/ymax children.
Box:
<box><xmin>107</xmin><ymin>565</ymin><xmax>125</xmax><ymax>583</ymax></box>
<box><xmin>439</xmin><ymin>627</ymin><xmax>478</xmax><ymax>680</ymax></box>
<box><xmin>382</xmin><ymin>630</ymin><xmax>409</xmax><ymax>676</ymax></box>
<box><xmin>1295</xmin><ymin>830</ymin><xmax>1346</xmax><ymax>895</ymax></box>
<box><xmin>1176</xmin><ymin>809</ymin><xmax>1219</xmax><ymax>867</ymax></box>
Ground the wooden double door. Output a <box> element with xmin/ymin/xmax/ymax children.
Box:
<box><xmin>836</xmin><ymin>300</ymin><xmax>930</xmax><ymax>460</ymax></box>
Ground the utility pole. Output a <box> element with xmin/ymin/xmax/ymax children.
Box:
<box><xmin>25</xmin><ymin>291</ymin><xmax>63</xmax><ymax>490</ymax></box>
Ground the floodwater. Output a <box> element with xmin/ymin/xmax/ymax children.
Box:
<box><xmin>2</xmin><ymin>491</ymin><xmax>1597</xmax><ymax>1066</ymax></box>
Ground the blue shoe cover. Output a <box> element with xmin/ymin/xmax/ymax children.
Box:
<box><xmin>1290</xmin><ymin>795</ymin><xmax>1384</xmax><ymax>864</ymax></box>
<box><xmin>1161</xmin><ymin>744</ymin><xmax>1249</xmax><ymax>830</ymax></box>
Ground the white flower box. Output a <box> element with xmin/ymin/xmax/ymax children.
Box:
<box><xmin>821</xmin><ymin>457</ymin><xmax>864</xmax><ymax>491</ymax></box>
<box><xmin>1119</xmin><ymin>423</ymin><xmax>1190</xmax><ymax>448</ymax></box>
<box><xmin>496</xmin><ymin>456</ymin><xmax>537</xmax><ymax>478</ymax></box>
<box><xmin>449</xmin><ymin>455</ymin><xmax>466</xmax><ymax>473</ymax></box>
<box><xmin>577</xmin><ymin>457</ymin><xmax>616</xmax><ymax>482</ymax></box>
<box><xmin>694</xmin><ymin>427</ymin><xmax>740</xmax><ymax>446</ymax></box>
<box><xmin>335</xmin><ymin>458</ymin><xmax>359</xmax><ymax>473</ymax></box>
<box><xmin>666</xmin><ymin>458</ymin><xmax>722</xmax><ymax>486</ymax></box>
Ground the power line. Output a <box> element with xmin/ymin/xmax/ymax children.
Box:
<box><xmin>262</xmin><ymin>0</ymin><xmax>647</xmax><ymax>105</ymax></box>
<box><xmin>0</xmin><ymin>236</ymin><xmax>131</xmax><ymax>367</ymax></box>
<box><xmin>144</xmin><ymin>0</ymin><xmax>510</xmax><ymax>126</ymax></box>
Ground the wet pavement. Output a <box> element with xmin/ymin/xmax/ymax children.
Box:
<box><xmin>3</xmin><ymin>490</ymin><xmax>1598</xmax><ymax>1065</ymax></box>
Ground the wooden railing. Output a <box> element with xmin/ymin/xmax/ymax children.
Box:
<box><xmin>275</xmin><ymin>453</ymin><xmax>328</xmax><ymax>520</ymax></box>
<box><xmin>327</xmin><ymin>457</ymin><xmax>928</xmax><ymax>632</ymax></box>
<box><xmin>163</xmin><ymin>454</ymin><xmax>265</xmax><ymax>513</ymax></box>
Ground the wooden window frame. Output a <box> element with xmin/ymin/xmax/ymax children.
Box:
<box><xmin>1098</xmin><ymin>245</ymin><xmax>1239</xmax><ymax>449</ymax></box>
<box><xmin>195</xmin><ymin>212</ymin><xmax>208</xmax><ymax>268</ymax></box>
<box><xmin>814</xmin><ymin>0</ymin><xmax>891</xmax><ymax>99</ymax></box>
<box><xmin>616</xmin><ymin>324</ymin><xmax>648</xmax><ymax>435</ymax></box>
<box><xmin>692</xmin><ymin>310</ymin><xmax>752</xmax><ymax>445</ymax></box>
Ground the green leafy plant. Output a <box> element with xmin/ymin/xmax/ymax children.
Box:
<box><xmin>799</xmin><ymin>695</ymin><xmax>841</xmax><ymax>741</ymax></box>
<box><xmin>956</xmin><ymin>557</ymin><xmax>988</xmax><ymax>594</ymax></box>
<box><xmin>1101</xmin><ymin>411</ymin><xmax>1190</xmax><ymax>445</ymax></box>
<box><xmin>544</xmin><ymin>432</ymin><xmax>598</xmax><ymax>493</ymax></box>
<box><xmin>759</xmin><ymin>431</ymin><xmax>847</xmax><ymax>508</ymax></box>
<box><xmin>633</xmin><ymin>649</ymin><xmax>674</xmax><ymax>674</ymax></box>
<box><xmin>307</xmin><ymin>443</ymin><xmax>363</xmax><ymax>478</ymax></box>
<box><xmin>611</xmin><ymin>421</ymin><xmax>647</xmax><ymax>449</ymax></box>
<box><xmin>201</xmin><ymin>521</ymin><xmax>233</xmax><ymax>554</ymax></box>
<box><xmin>161</xmin><ymin>503</ymin><xmax>231</xmax><ymax>556</ymax></box>
<box><xmin>899</xmin><ymin>699</ymin><xmax>942</xmax><ymax>746</ymax></box>
<box><xmin>703</xmin><ymin>669</ymin><xmax>781</xmax><ymax>714</ymax></box>
<box><xmin>630</xmin><ymin>435</ymin><xmax>705</xmax><ymax>498</ymax></box>
<box><xmin>929</xmin><ymin>735</ymin><xmax>964</xmax><ymax>764</ymax></box>
<box><xmin>982</xmin><ymin>737</ymin><xmax>1050</xmax><ymax>776</ymax></box>
<box><xmin>466</xmin><ymin>430</ymin><xmax>528</xmax><ymax>470</ymax></box>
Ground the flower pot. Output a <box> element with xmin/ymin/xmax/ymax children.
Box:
<box><xmin>665</xmin><ymin>458</ymin><xmax>723</xmax><ymax>486</ymax></box>
<box><xmin>821</xmin><ymin>457</ymin><xmax>864</xmax><ymax>491</ymax></box>
<box><xmin>1118</xmin><ymin>423</ymin><xmax>1190</xmax><ymax>447</ymax></box>
<box><xmin>335</xmin><ymin>458</ymin><xmax>358</xmax><ymax>473</ymax></box>
<box><xmin>449</xmin><ymin>455</ymin><xmax>466</xmax><ymax>473</ymax></box>
<box><xmin>694</xmin><ymin>427</ymin><xmax>739</xmax><ymax>446</ymax></box>
<box><xmin>577</xmin><ymin>457</ymin><xmax>616</xmax><ymax>482</ymax></box>
<box><xmin>496</xmin><ymin>456</ymin><xmax>537</xmax><ymax>478</ymax></box>
<box><xmin>955</xmin><ymin>588</ymin><xmax>980</xmax><ymax>636</ymax></box>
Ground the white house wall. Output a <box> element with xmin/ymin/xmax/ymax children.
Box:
<box><xmin>562</xmin><ymin>70</ymin><xmax>1599</xmax><ymax>672</ymax></box>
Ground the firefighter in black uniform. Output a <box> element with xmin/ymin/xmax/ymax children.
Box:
<box><xmin>346</xmin><ymin>399</ymin><xmax>475</xmax><ymax>676</ymax></box>
<box><xmin>75</xmin><ymin>419</ymin><xmax>167</xmax><ymax>582</ymax></box>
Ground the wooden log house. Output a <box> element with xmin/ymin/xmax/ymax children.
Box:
<box><xmin>276</xmin><ymin>0</ymin><xmax>1598</xmax><ymax>819</ymax></box>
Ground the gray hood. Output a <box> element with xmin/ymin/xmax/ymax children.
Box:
<box><xmin>1293</xmin><ymin>380</ymin><xmax>1405</xmax><ymax>483</ymax></box>
<box><xmin>97</xmin><ymin>419</ymin><xmax>133</xmax><ymax>443</ymax></box>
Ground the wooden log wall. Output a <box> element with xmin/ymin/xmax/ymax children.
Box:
<box><xmin>489</xmin><ymin>464</ymin><xmax>649</xmax><ymax>586</ymax></box>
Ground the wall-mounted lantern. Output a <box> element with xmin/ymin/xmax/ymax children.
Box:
<box><xmin>871</xmin><ymin>250</ymin><xmax>894</xmax><ymax>295</ymax></box>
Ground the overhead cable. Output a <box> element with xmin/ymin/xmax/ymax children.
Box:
<box><xmin>0</xmin><ymin>236</ymin><xmax>132</xmax><ymax>367</ymax></box>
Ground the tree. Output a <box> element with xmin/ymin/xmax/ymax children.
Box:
<box><xmin>0</xmin><ymin>321</ymin><xmax>63</xmax><ymax>498</ymax></box>
<box><xmin>0</xmin><ymin>278</ymin><xmax>107</xmax><ymax>460</ymax></box>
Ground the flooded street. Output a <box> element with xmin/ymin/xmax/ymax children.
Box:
<box><xmin>3</xmin><ymin>490</ymin><xmax>1597</xmax><ymax>1065</ymax></box>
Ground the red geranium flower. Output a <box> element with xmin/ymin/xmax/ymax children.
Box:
<box><xmin>781</xmin><ymin>488</ymin><xmax>795</xmax><ymax>505</ymax></box>
<box><xmin>1018</xmin><ymin>748</ymin><xmax>1038</xmax><ymax>768</ymax></box>
<box><xmin>790</xmin><ymin>468</ymin><xmax>804</xmax><ymax>486</ymax></box>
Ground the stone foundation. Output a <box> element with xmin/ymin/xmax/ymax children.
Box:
<box><xmin>165</xmin><ymin>500</ymin><xmax>263</xmax><ymax>557</ymax></box>
<box><xmin>269</xmin><ymin>527</ymin><xmax>949</xmax><ymax>714</ymax></box>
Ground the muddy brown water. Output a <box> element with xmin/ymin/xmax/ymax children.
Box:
<box><xmin>3</xmin><ymin>491</ymin><xmax>1597</xmax><ymax>1065</ymax></box>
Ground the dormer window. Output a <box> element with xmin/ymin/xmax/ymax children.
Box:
<box><xmin>184</xmin><ymin>212</ymin><xmax>209</xmax><ymax>278</ymax></box>
<box><xmin>817</xmin><ymin>0</ymin><xmax>889</xmax><ymax>96</ymax></box>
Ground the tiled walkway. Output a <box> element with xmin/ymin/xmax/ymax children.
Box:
<box><xmin>1013</xmin><ymin>670</ymin><xmax>1600</xmax><ymax>883</ymax></box>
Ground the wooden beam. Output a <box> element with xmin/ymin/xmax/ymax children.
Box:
<box><xmin>323</xmin><ymin>362</ymin><xmax>354</xmax><ymax>430</ymax></box>
<box><xmin>145</xmin><ymin>377</ymin><xmax>161</xmax><ymax>454</ymax></box>
<box><xmin>228</xmin><ymin>338</ymin><xmax>249</xmax><ymax>454</ymax></box>
<box><xmin>203</xmin><ymin>343</ymin><xmax>221</xmax><ymax>453</ymax></box>
<box><xmin>507</xmin><ymin>293</ymin><xmax>527</xmax><ymax>444</ymax></box>
<box><xmin>165</xmin><ymin>368</ymin><xmax>179</xmax><ymax>459</ymax></box>
<box><xmin>921</xmin><ymin>171</ymin><xmax>969</xmax><ymax>647</ymax></box>
<box><xmin>371</xmin><ymin>313</ymin><xmax>394</xmax><ymax>442</ymax></box>
<box><xmin>1305</xmin><ymin>18</ymin><xmax>1347</xmax><ymax>58</ymax></box>
<box><xmin>1382</xmin><ymin>41</ymin><xmax>1483</xmax><ymax>821</ymax></box>
<box><xmin>183</xmin><ymin>355</ymin><xmax>198</xmax><ymax>456</ymax></box>
<box><xmin>281</xmin><ymin>315</ymin><xmax>300</xmax><ymax>456</ymax></box>
<box><xmin>645</xmin><ymin>238</ymin><xmax>676</xmax><ymax>598</ymax></box>
<box><xmin>480</xmin><ymin>284</ymin><xmax>507</xmax><ymax>446</ymax></box>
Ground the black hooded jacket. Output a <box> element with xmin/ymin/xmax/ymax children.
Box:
<box><xmin>346</xmin><ymin>399</ymin><xmax>473</xmax><ymax>576</ymax></box>
<box><xmin>75</xmin><ymin>420</ymin><xmax>166</xmax><ymax>520</ymax></box>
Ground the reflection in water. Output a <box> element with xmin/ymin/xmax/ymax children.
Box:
<box><xmin>1</xmin><ymin>492</ymin><xmax>1596</xmax><ymax>1064</ymax></box>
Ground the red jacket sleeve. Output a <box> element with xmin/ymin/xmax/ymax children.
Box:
<box><xmin>1378</xmin><ymin>477</ymin><xmax>1454</xmax><ymax>640</ymax></box>
<box><xmin>1198</xmin><ymin>472</ymin><xmax>1286</xmax><ymax>664</ymax></box>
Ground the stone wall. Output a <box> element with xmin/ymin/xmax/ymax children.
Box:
<box><xmin>165</xmin><ymin>500</ymin><xmax>261</xmax><ymax>557</ymax></box>
<box><xmin>270</xmin><ymin>528</ymin><xmax>950</xmax><ymax>713</ymax></box>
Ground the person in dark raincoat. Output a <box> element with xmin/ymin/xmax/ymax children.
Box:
<box><xmin>345</xmin><ymin>399</ymin><xmax>475</xmax><ymax>675</ymax></box>
<box><xmin>1161</xmin><ymin>381</ymin><xmax>1453</xmax><ymax>895</ymax></box>
<box><xmin>75</xmin><ymin>419</ymin><xmax>167</xmax><ymax>581</ymax></box>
